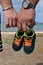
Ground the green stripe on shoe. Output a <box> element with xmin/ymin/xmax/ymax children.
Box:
<box><xmin>24</xmin><ymin>29</ymin><xmax>35</xmax><ymax>39</ymax></box>
<box><xmin>16</xmin><ymin>30</ymin><xmax>24</xmax><ymax>38</ymax></box>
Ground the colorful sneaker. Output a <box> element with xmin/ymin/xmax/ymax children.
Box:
<box><xmin>12</xmin><ymin>30</ymin><xmax>24</xmax><ymax>51</ymax></box>
<box><xmin>23</xmin><ymin>29</ymin><xmax>36</xmax><ymax>54</ymax></box>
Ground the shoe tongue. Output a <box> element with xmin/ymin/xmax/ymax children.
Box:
<box><xmin>24</xmin><ymin>32</ymin><xmax>30</xmax><ymax>39</ymax></box>
<box><xmin>16</xmin><ymin>33</ymin><xmax>21</xmax><ymax>38</ymax></box>
<box><xmin>16</xmin><ymin>31</ymin><xmax>24</xmax><ymax>38</ymax></box>
<box><xmin>24</xmin><ymin>30</ymin><xmax>34</xmax><ymax>39</ymax></box>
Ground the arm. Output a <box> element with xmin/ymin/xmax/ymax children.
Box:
<box><xmin>30</xmin><ymin>0</ymin><xmax>39</xmax><ymax>4</ymax></box>
<box><xmin>0</xmin><ymin>0</ymin><xmax>12</xmax><ymax>10</ymax></box>
<box><xmin>0</xmin><ymin>0</ymin><xmax>1</xmax><ymax>4</ymax></box>
<box><xmin>0</xmin><ymin>0</ymin><xmax>12</xmax><ymax>7</ymax></box>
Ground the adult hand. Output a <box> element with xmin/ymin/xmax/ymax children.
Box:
<box><xmin>3</xmin><ymin>8</ymin><xmax>18</xmax><ymax>28</ymax></box>
<box><xmin>17</xmin><ymin>8</ymin><xmax>36</xmax><ymax>31</ymax></box>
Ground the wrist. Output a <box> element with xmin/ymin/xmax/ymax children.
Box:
<box><xmin>30</xmin><ymin>0</ymin><xmax>39</xmax><ymax>5</ymax></box>
<box><xmin>3</xmin><ymin>5</ymin><xmax>13</xmax><ymax>11</ymax></box>
<box><xmin>2</xmin><ymin>4</ymin><xmax>13</xmax><ymax>11</ymax></box>
<box><xmin>22</xmin><ymin>0</ymin><xmax>36</xmax><ymax>9</ymax></box>
<box><xmin>1</xmin><ymin>0</ymin><xmax>13</xmax><ymax>10</ymax></box>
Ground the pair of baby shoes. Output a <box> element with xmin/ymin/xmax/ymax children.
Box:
<box><xmin>12</xmin><ymin>29</ymin><xmax>36</xmax><ymax>54</ymax></box>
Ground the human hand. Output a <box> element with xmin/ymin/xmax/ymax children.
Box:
<box><xmin>17</xmin><ymin>8</ymin><xmax>36</xmax><ymax>31</ymax></box>
<box><xmin>3</xmin><ymin>8</ymin><xmax>18</xmax><ymax>28</ymax></box>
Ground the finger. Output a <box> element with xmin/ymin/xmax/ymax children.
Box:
<box><xmin>22</xmin><ymin>22</ymin><xmax>27</xmax><ymax>32</ymax></box>
<box><xmin>6</xmin><ymin>19</ymin><xmax>9</xmax><ymax>28</ymax></box>
<box><xmin>17</xmin><ymin>21</ymin><xmax>22</xmax><ymax>30</ymax></box>
<box><xmin>12</xmin><ymin>18</ymin><xmax>17</xmax><ymax>27</ymax></box>
<box><xmin>31</xmin><ymin>20</ymin><xmax>36</xmax><ymax>26</ymax></box>
<box><xmin>29</xmin><ymin>19</ymin><xmax>36</xmax><ymax>27</ymax></box>
<box><xmin>26</xmin><ymin>19</ymin><xmax>34</xmax><ymax>28</ymax></box>
<box><xmin>8</xmin><ymin>18</ymin><xmax>13</xmax><ymax>28</ymax></box>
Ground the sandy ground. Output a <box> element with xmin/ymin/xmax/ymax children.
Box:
<box><xmin>0</xmin><ymin>33</ymin><xmax>43</xmax><ymax>65</ymax></box>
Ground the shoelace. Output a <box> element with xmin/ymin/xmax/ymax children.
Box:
<box><xmin>14</xmin><ymin>38</ymin><xmax>22</xmax><ymax>45</ymax></box>
<box><xmin>24</xmin><ymin>38</ymin><xmax>32</xmax><ymax>46</ymax></box>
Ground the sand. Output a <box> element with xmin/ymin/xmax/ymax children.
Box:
<box><xmin>0</xmin><ymin>32</ymin><xmax>43</xmax><ymax>65</ymax></box>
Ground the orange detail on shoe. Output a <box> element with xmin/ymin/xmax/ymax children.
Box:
<box><xmin>24</xmin><ymin>39</ymin><xmax>32</xmax><ymax>46</ymax></box>
<box><xmin>14</xmin><ymin>38</ymin><xmax>22</xmax><ymax>45</ymax></box>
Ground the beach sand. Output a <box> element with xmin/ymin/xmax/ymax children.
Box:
<box><xmin>0</xmin><ymin>32</ymin><xmax>43</xmax><ymax>65</ymax></box>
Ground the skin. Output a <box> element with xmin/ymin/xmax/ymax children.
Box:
<box><xmin>0</xmin><ymin>0</ymin><xmax>17</xmax><ymax>28</ymax></box>
<box><xmin>0</xmin><ymin>0</ymin><xmax>39</xmax><ymax>31</ymax></box>
<box><xmin>17</xmin><ymin>0</ymin><xmax>39</xmax><ymax>31</ymax></box>
<box><xmin>17</xmin><ymin>8</ymin><xmax>36</xmax><ymax>31</ymax></box>
<box><xmin>3</xmin><ymin>8</ymin><xmax>17</xmax><ymax>28</ymax></box>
